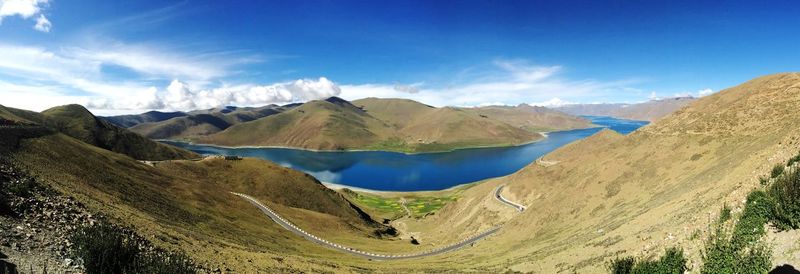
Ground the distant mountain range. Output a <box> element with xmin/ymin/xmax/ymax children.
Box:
<box><xmin>103</xmin><ymin>97</ymin><xmax>594</xmax><ymax>153</ymax></box>
<box><xmin>554</xmin><ymin>97</ymin><xmax>696</xmax><ymax>121</ymax></box>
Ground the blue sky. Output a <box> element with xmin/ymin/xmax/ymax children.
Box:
<box><xmin>1</xmin><ymin>0</ymin><xmax>799</xmax><ymax>114</ymax></box>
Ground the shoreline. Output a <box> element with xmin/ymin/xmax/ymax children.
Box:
<box><xmin>159</xmin><ymin>129</ymin><xmax>565</xmax><ymax>155</ymax></box>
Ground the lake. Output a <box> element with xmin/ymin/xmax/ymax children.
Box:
<box><xmin>163</xmin><ymin>116</ymin><xmax>648</xmax><ymax>191</ymax></box>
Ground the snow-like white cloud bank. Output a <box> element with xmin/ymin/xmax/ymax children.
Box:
<box><xmin>338</xmin><ymin>60</ymin><xmax>642</xmax><ymax>107</ymax></box>
<box><xmin>83</xmin><ymin>77</ymin><xmax>341</xmax><ymax>112</ymax></box>
<box><xmin>0</xmin><ymin>0</ymin><xmax>51</xmax><ymax>32</ymax></box>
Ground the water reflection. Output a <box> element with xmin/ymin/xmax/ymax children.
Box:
<box><xmin>164</xmin><ymin>116</ymin><xmax>647</xmax><ymax>191</ymax></box>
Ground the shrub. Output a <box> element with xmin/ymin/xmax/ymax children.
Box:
<box><xmin>72</xmin><ymin>224</ymin><xmax>195</xmax><ymax>274</ymax></box>
<box><xmin>731</xmin><ymin>191</ymin><xmax>773</xmax><ymax>250</ymax></box>
<box><xmin>771</xmin><ymin>164</ymin><xmax>785</xmax><ymax>178</ymax></box>
<box><xmin>608</xmin><ymin>256</ymin><xmax>635</xmax><ymax>274</ymax></box>
<box><xmin>701</xmin><ymin>205</ymin><xmax>771</xmax><ymax>274</ymax></box>
<box><xmin>787</xmin><ymin>152</ymin><xmax>800</xmax><ymax>167</ymax></box>
<box><xmin>719</xmin><ymin>205</ymin><xmax>732</xmax><ymax>223</ymax></box>
<box><xmin>607</xmin><ymin>247</ymin><xmax>686</xmax><ymax>274</ymax></box>
<box><xmin>767</xmin><ymin>167</ymin><xmax>800</xmax><ymax>230</ymax></box>
<box><xmin>7</xmin><ymin>177</ymin><xmax>37</xmax><ymax>198</ymax></box>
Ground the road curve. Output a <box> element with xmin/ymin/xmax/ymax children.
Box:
<box><xmin>232</xmin><ymin>192</ymin><xmax>499</xmax><ymax>260</ymax></box>
<box><xmin>494</xmin><ymin>185</ymin><xmax>526</xmax><ymax>212</ymax></box>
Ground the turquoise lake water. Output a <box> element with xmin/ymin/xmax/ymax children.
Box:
<box><xmin>163</xmin><ymin>116</ymin><xmax>647</xmax><ymax>191</ymax></box>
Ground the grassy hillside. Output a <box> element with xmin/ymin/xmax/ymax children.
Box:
<box><xmin>110</xmin><ymin>105</ymin><xmax>287</xmax><ymax>140</ymax></box>
<box><xmin>40</xmin><ymin>105</ymin><xmax>198</xmax><ymax>160</ymax></box>
<box><xmin>4</xmin><ymin>130</ymin><xmax>441</xmax><ymax>272</ymax></box>
<box><xmin>102</xmin><ymin>111</ymin><xmax>188</xmax><ymax>128</ymax></box>
<box><xmin>462</xmin><ymin>104</ymin><xmax>595</xmax><ymax>132</ymax></box>
<box><xmin>200</xmin><ymin>97</ymin><xmax>389</xmax><ymax>150</ymax></box>
<box><xmin>1</xmin><ymin>104</ymin><xmax>196</xmax><ymax>161</ymax></box>
<box><xmin>399</xmin><ymin>73</ymin><xmax>800</xmax><ymax>272</ymax></box>
<box><xmin>556</xmin><ymin>96</ymin><xmax>696</xmax><ymax>122</ymax></box>
<box><xmin>200</xmin><ymin>97</ymin><xmax>544</xmax><ymax>152</ymax></box>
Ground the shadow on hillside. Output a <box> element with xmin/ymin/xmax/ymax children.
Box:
<box><xmin>771</xmin><ymin>264</ymin><xmax>800</xmax><ymax>274</ymax></box>
<box><xmin>0</xmin><ymin>251</ymin><xmax>19</xmax><ymax>274</ymax></box>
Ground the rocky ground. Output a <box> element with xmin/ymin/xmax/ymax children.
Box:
<box><xmin>0</xmin><ymin>161</ymin><xmax>95</xmax><ymax>273</ymax></box>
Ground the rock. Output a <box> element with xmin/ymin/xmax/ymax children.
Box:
<box><xmin>64</xmin><ymin>258</ymin><xmax>73</xmax><ymax>266</ymax></box>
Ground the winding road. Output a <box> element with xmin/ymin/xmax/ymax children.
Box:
<box><xmin>232</xmin><ymin>185</ymin><xmax>524</xmax><ymax>260</ymax></box>
<box><xmin>494</xmin><ymin>185</ymin><xmax>526</xmax><ymax>212</ymax></box>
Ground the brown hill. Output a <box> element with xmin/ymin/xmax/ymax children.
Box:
<box><xmin>201</xmin><ymin>97</ymin><xmax>544</xmax><ymax>152</ymax></box>
<box><xmin>0</xmin><ymin>104</ymin><xmax>196</xmax><ymax>160</ymax></box>
<box><xmin>556</xmin><ymin>96</ymin><xmax>696</xmax><ymax>121</ymax></box>
<box><xmin>402</xmin><ymin>73</ymin><xmax>800</xmax><ymax>272</ymax></box>
<box><xmin>109</xmin><ymin>105</ymin><xmax>288</xmax><ymax>140</ymax></box>
<box><xmin>463</xmin><ymin>104</ymin><xmax>594</xmax><ymax>131</ymax></box>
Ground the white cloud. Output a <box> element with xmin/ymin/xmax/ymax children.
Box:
<box><xmin>339</xmin><ymin>60</ymin><xmax>641</xmax><ymax>107</ymax></box>
<box><xmin>648</xmin><ymin>91</ymin><xmax>659</xmax><ymax>100</ymax></box>
<box><xmin>393</xmin><ymin>83</ymin><xmax>420</xmax><ymax>94</ymax></box>
<box><xmin>33</xmin><ymin>13</ymin><xmax>49</xmax><ymax>32</ymax></box>
<box><xmin>530</xmin><ymin>97</ymin><xmax>572</xmax><ymax>107</ymax></box>
<box><xmin>698</xmin><ymin>88</ymin><xmax>714</xmax><ymax>97</ymax></box>
<box><xmin>64</xmin><ymin>41</ymin><xmax>253</xmax><ymax>82</ymax></box>
<box><xmin>0</xmin><ymin>0</ymin><xmax>50</xmax><ymax>30</ymax></box>
<box><xmin>671</xmin><ymin>88</ymin><xmax>713</xmax><ymax>98</ymax></box>
<box><xmin>84</xmin><ymin>77</ymin><xmax>342</xmax><ymax>112</ymax></box>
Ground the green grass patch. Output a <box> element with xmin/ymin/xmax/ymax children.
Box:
<box><xmin>405</xmin><ymin>196</ymin><xmax>458</xmax><ymax>217</ymax></box>
<box><xmin>342</xmin><ymin>189</ymin><xmax>458</xmax><ymax>219</ymax></box>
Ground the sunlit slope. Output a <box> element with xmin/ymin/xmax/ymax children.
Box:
<box><xmin>405</xmin><ymin>73</ymin><xmax>800</xmax><ymax>272</ymax></box>
<box><xmin>200</xmin><ymin>97</ymin><xmax>391</xmax><ymax>150</ymax></box>
<box><xmin>0</xmin><ymin>104</ymin><xmax>196</xmax><ymax>160</ymax></box>
<box><xmin>102</xmin><ymin>110</ymin><xmax>188</xmax><ymax>128</ymax></box>
<box><xmin>6</xmin><ymin>130</ymin><xmax>444</xmax><ymax>272</ymax></box>
<box><xmin>121</xmin><ymin>105</ymin><xmax>286</xmax><ymax>139</ymax></box>
<box><xmin>556</xmin><ymin>97</ymin><xmax>696</xmax><ymax>122</ymax></box>
<box><xmin>202</xmin><ymin>97</ymin><xmax>542</xmax><ymax>152</ymax></box>
<box><xmin>464</xmin><ymin>104</ymin><xmax>595</xmax><ymax>132</ymax></box>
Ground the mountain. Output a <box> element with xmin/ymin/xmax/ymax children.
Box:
<box><xmin>555</xmin><ymin>96</ymin><xmax>696</xmax><ymax>121</ymax></box>
<box><xmin>2</xmin><ymin>125</ymin><xmax>398</xmax><ymax>272</ymax></box>
<box><xmin>0</xmin><ymin>104</ymin><xmax>197</xmax><ymax>160</ymax></box>
<box><xmin>410</xmin><ymin>73</ymin><xmax>800</xmax><ymax>272</ymax></box>
<box><xmin>463</xmin><ymin>104</ymin><xmax>595</xmax><ymax>132</ymax></box>
<box><xmin>108</xmin><ymin>105</ymin><xmax>288</xmax><ymax>140</ymax></box>
<box><xmin>102</xmin><ymin>111</ymin><xmax>188</xmax><ymax>128</ymax></box>
<box><xmin>200</xmin><ymin>97</ymin><xmax>545</xmax><ymax>152</ymax></box>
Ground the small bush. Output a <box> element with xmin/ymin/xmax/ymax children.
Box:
<box><xmin>607</xmin><ymin>247</ymin><xmax>686</xmax><ymax>274</ymax></box>
<box><xmin>701</xmin><ymin>205</ymin><xmax>771</xmax><ymax>274</ymax></box>
<box><xmin>731</xmin><ymin>191</ymin><xmax>773</xmax><ymax>250</ymax></box>
<box><xmin>768</xmin><ymin>167</ymin><xmax>800</xmax><ymax>230</ymax></box>
<box><xmin>787</xmin><ymin>152</ymin><xmax>800</xmax><ymax>167</ymax></box>
<box><xmin>719</xmin><ymin>205</ymin><xmax>732</xmax><ymax>223</ymax></box>
<box><xmin>7</xmin><ymin>178</ymin><xmax>37</xmax><ymax>198</ymax></box>
<box><xmin>771</xmin><ymin>164</ymin><xmax>785</xmax><ymax>178</ymax></box>
<box><xmin>608</xmin><ymin>256</ymin><xmax>635</xmax><ymax>274</ymax></box>
<box><xmin>72</xmin><ymin>224</ymin><xmax>196</xmax><ymax>274</ymax></box>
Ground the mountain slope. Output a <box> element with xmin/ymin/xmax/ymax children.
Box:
<box><xmin>463</xmin><ymin>104</ymin><xmax>594</xmax><ymax>131</ymax></box>
<box><xmin>109</xmin><ymin>105</ymin><xmax>287</xmax><ymax>140</ymax></box>
<box><xmin>404</xmin><ymin>73</ymin><xmax>800</xmax><ymax>272</ymax></box>
<box><xmin>200</xmin><ymin>97</ymin><xmax>391</xmax><ymax>150</ymax></box>
<box><xmin>556</xmin><ymin>96</ymin><xmax>696</xmax><ymax>121</ymax></box>
<box><xmin>201</xmin><ymin>97</ymin><xmax>544</xmax><ymax>152</ymax></box>
<box><xmin>3</xmin><ymin>129</ymin><xmax>410</xmax><ymax>272</ymax></box>
<box><xmin>0</xmin><ymin>104</ymin><xmax>197</xmax><ymax>160</ymax></box>
<box><xmin>102</xmin><ymin>111</ymin><xmax>188</xmax><ymax>128</ymax></box>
